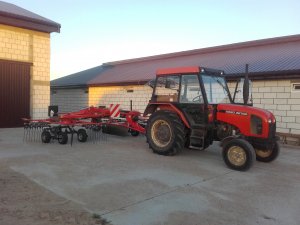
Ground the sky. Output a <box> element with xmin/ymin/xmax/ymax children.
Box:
<box><xmin>3</xmin><ymin>0</ymin><xmax>300</xmax><ymax>80</ymax></box>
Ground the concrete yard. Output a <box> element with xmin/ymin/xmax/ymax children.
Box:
<box><xmin>0</xmin><ymin>128</ymin><xmax>300</xmax><ymax>225</ymax></box>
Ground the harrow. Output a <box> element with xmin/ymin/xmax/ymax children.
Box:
<box><xmin>23</xmin><ymin>105</ymin><xmax>146</xmax><ymax>145</ymax></box>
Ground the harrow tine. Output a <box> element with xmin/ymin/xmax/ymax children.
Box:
<box><xmin>38</xmin><ymin>124</ymin><xmax>42</xmax><ymax>142</ymax></box>
<box><xmin>70</xmin><ymin>128</ymin><xmax>74</xmax><ymax>146</ymax></box>
<box><xmin>32</xmin><ymin>124</ymin><xmax>35</xmax><ymax>142</ymax></box>
<box><xmin>34</xmin><ymin>125</ymin><xmax>37</xmax><ymax>142</ymax></box>
<box><xmin>92</xmin><ymin>127</ymin><xmax>96</xmax><ymax>143</ymax></box>
<box><xmin>23</xmin><ymin>124</ymin><xmax>28</xmax><ymax>142</ymax></box>
<box><xmin>29</xmin><ymin>124</ymin><xmax>32</xmax><ymax>142</ymax></box>
<box><xmin>34</xmin><ymin>125</ymin><xmax>38</xmax><ymax>142</ymax></box>
<box><xmin>96</xmin><ymin>127</ymin><xmax>99</xmax><ymax>143</ymax></box>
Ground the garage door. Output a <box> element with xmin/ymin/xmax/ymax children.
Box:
<box><xmin>0</xmin><ymin>60</ymin><xmax>31</xmax><ymax>128</ymax></box>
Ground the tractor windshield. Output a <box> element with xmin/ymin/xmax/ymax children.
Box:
<box><xmin>202</xmin><ymin>75</ymin><xmax>232</xmax><ymax>104</ymax></box>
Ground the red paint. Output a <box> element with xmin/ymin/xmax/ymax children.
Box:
<box><xmin>23</xmin><ymin>106</ymin><xmax>146</xmax><ymax>134</ymax></box>
<box><xmin>147</xmin><ymin>103</ymin><xmax>191</xmax><ymax>128</ymax></box>
<box><xmin>217</xmin><ymin>104</ymin><xmax>275</xmax><ymax>138</ymax></box>
<box><xmin>208</xmin><ymin>105</ymin><xmax>214</xmax><ymax>123</ymax></box>
<box><xmin>156</xmin><ymin>67</ymin><xmax>200</xmax><ymax>76</ymax></box>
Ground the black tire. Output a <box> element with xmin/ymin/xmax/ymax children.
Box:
<box><xmin>77</xmin><ymin>129</ymin><xmax>88</xmax><ymax>142</ymax></box>
<box><xmin>146</xmin><ymin>110</ymin><xmax>185</xmax><ymax>156</ymax></box>
<box><xmin>58</xmin><ymin>132</ymin><xmax>68</xmax><ymax>145</ymax></box>
<box><xmin>222</xmin><ymin>138</ymin><xmax>255</xmax><ymax>171</ymax></box>
<box><xmin>41</xmin><ymin>130</ymin><xmax>51</xmax><ymax>143</ymax></box>
<box><xmin>129</xmin><ymin>129</ymin><xmax>140</xmax><ymax>137</ymax></box>
<box><xmin>255</xmin><ymin>141</ymin><xmax>280</xmax><ymax>162</ymax></box>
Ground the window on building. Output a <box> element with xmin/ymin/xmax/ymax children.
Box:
<box><xmin>291</xmin><ymin>83</ymin><xmax>300</xmax><ymax>92</ymax></box>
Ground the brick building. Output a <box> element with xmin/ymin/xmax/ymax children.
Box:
<box><xmin>0</xmin><ymin>1</ymin><xmax>60</xmax><ymax>127</ymax></box>
<box><xmin>51</xmin><ymin>35</ymin><xmax>300</xmax><ymax>136</ymax></box>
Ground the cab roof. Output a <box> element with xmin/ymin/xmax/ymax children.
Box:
<box><xmin>156</xmin><ymin>67</ymin><xmax>200</xmax><ymax>76</ymax></box>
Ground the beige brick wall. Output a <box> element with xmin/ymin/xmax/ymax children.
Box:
<box><xmin>51</xmin><ymin>88</ymin><xmax>89</xmax><ymax>113</ymax></box>
<box><xmin>89</xmin><ymin>85</ymin><xmax>153</xmax><ymax>113</ymax></box>
<box><xmin>0</xmin><ymin>24</ymin><xmax>50</xmax><ymax>119</ymax></box>
<box><xmin>250</xmin><ymin>79</ymin><xmax>300</xmax><ymax>135</ymax></box>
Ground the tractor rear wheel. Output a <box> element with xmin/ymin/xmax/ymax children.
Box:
<box><xmin>222</xmin><ymin>138</ymin><xmax>255</xmax><ymax>171</ymax></box>
<box><xmin>146</xmin><ymin>110</ymin><xmax>185</xmax><ymax>156</ymax></box>
<box><xmin>58</xmin><ymin>132</ymin><xmax>68</xmax><ymax>145</ymax></box>
<box><xmin>255</xmin><ymin>141</ymin><xmax>280</xmax><ymax>162</ymax></box>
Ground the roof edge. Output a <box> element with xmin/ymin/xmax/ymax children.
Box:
<box><xmin>51</xmin><ymin>84</ymin><xmax>87</xmax><ymax>89</ymax></box>
<box><xmin>103</xmin><ymin>34</ymin><xmax>300</xmax><ymax>66</ymax></box>
<box><xmin>88</xmin><ymin>80</ymin><xmax>150</xmax><ymax>87</ymax></box>
<box><xmin>0</xmin><ymin>11</ymin><xmax>60</xmax><ymax>33</ymax></box>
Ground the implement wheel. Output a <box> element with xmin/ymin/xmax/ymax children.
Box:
<box><xmin>222</xmin><ymin>139</ymin><xmax>255</xmax><ymax>171</ymax></box>
<box><xmin>58</xmin><ymin>132</ymin><xmax>68</xmax><ymax>145</ymax></box>
<box><xmin>129</xmin><ymin>129</ymin><xmax>140</xmax><ymax>137</ymax></box>
<box><xmin>77</xmin><ymin>129</ymin><xmax>88</xmax><ymax>142</ymax></box>
<box><xmin>41</xmin><ymin>130</ymin><xmax>51</xmax><ymax>143</ymax></box>
<box><xmin>146</xmin><ymin>110</ymin><xmax>185</xmax><ymax>156</ymax></box>
<box><xmin>255</xmin><ymin>141</ymin><xmax>280</xmax><ymax>162</ymax></box>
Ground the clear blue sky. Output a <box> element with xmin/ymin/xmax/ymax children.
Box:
<box><xmin>4</xmin><ymin>0</ymin><xmax>300</xmax><ymax>80</ymax></box>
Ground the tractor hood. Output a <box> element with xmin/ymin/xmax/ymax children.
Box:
<box><xmin>216</xmin><ymin>104</ymin><xmax>276</xmax><ymax>138</ymax></box>
<box><xmin>217</xmin><ymin>104</ymin><xmax>276</xmax><ymax>123</ymax></box>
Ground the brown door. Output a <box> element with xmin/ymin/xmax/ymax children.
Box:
<box><xmin>0</xmin><ymin>60</ymin><xmax>31</xmax><ymax>128</ymax></box>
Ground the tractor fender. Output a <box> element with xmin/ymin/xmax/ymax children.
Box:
<box><xmin>143</xmin><ymin>103</ymin><xmax>190</xmax><ymax>128</ymax></box>
<box><xmin>220</xmin><ymin>135</ymin><xmax>243</xmax><ymax>148</ymax></box>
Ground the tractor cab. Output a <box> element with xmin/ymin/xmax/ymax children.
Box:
<box><xmin>149</xmin><ymin>67</ymin><xmax>231</xmax><ymax>105</ymax></box>
<box><xmin>144</xmin><ymin>66</ymin><xmax>279</xmax><ymax>171</ymax></box>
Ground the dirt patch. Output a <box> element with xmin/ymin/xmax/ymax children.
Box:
<box><xmin>0</xmin><ymin>165</ymin><xmax>111</xmax><ymax>225</ymax></box>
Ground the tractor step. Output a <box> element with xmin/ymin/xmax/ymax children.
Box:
<box><xmin>189</xmin><ymin>135</ymin><xmax>205</xmax><ymax>150</ymax></box>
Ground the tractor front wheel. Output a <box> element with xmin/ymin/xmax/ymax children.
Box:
<box><xmin>146</xmin><ymin>111</ymin><xmax>185</xmax><ymax>156</ymax></box>
<box><xmin>222</xmin><ymin>138</ymin><xmax>255</xmax><ymax>171</ymax></box>
<box><xmin>255</xmin><ymin>141</ymin><xmax>280</xmax><ymax>162</ymax></box>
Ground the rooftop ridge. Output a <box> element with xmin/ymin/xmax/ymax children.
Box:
<box><xmin>103</xmin><ymin>34</ymin><xmax>300</xmax><ymax>66</ymax></box>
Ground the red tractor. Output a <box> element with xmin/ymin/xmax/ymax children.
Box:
<box><xmin>144</xmin><ymin>66</ymin><xmax>279</xmax><ymax>171</ymax></box>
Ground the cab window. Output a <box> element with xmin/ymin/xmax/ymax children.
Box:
<box><xmin>180</xmin><ymin>75</ymin><xmax>203</xmax><ymax>104</ymax></box>
<box><xmin>154</xmin><ymin>75</ymin><xmax>180</xmax><ymax>102</ymax></box>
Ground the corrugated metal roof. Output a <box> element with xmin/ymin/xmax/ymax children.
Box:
<box><xmin>51</xmin><ymin>65</ymin><xmax>108</xmax><ymax>88</ymax></box>
<box><xmin>51</xmin><ymin>35</ymin><xmax>300</xmax><ymax>88</ymax></box>
<box><xmin>0</xmin><ymin>1</ymin><xmax>60</xmax><ymax>33</ymax></box>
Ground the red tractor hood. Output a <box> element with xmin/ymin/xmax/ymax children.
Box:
<box><xmin>216</xmin><ymin>104</ymin><xmax>276</xmax><ymax>138</ymax></box>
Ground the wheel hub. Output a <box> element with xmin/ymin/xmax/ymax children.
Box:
<box><xmin>227</xmin><ymin>146</ymin><xmax>246</xmax><ymax>166</ymax></box>
<box><xmin>151</xmin><ymin>119</ymin><xmax>172</xmax><ymax>148</ymax></box>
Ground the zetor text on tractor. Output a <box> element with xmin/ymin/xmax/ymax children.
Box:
<box><xmin>144</xmin><ymin>66</ymin><xmax>279</xmax><ymax>171</ymax></box>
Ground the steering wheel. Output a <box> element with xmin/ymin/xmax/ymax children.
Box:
<box><xmin>192</xmin><ymin>95</ymin><xmax>201</xmax><ymax>102</ymax></box>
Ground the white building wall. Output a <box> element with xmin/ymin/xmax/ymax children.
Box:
<box><xmin>51</xmin><ymin>88</ymin><xmax>88</xmax><ymax>113</ymax></box>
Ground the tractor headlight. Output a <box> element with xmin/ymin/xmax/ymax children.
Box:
<box><xmin>268</xmin><ymin>117</ymin><xmax>276</xmax><ymax>123</ymax></box>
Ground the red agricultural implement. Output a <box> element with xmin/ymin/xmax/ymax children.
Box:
<box><xmin>23</xmin><ymin>105</ymin><xmax>146</xmax><ymax>145</ymax></box>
